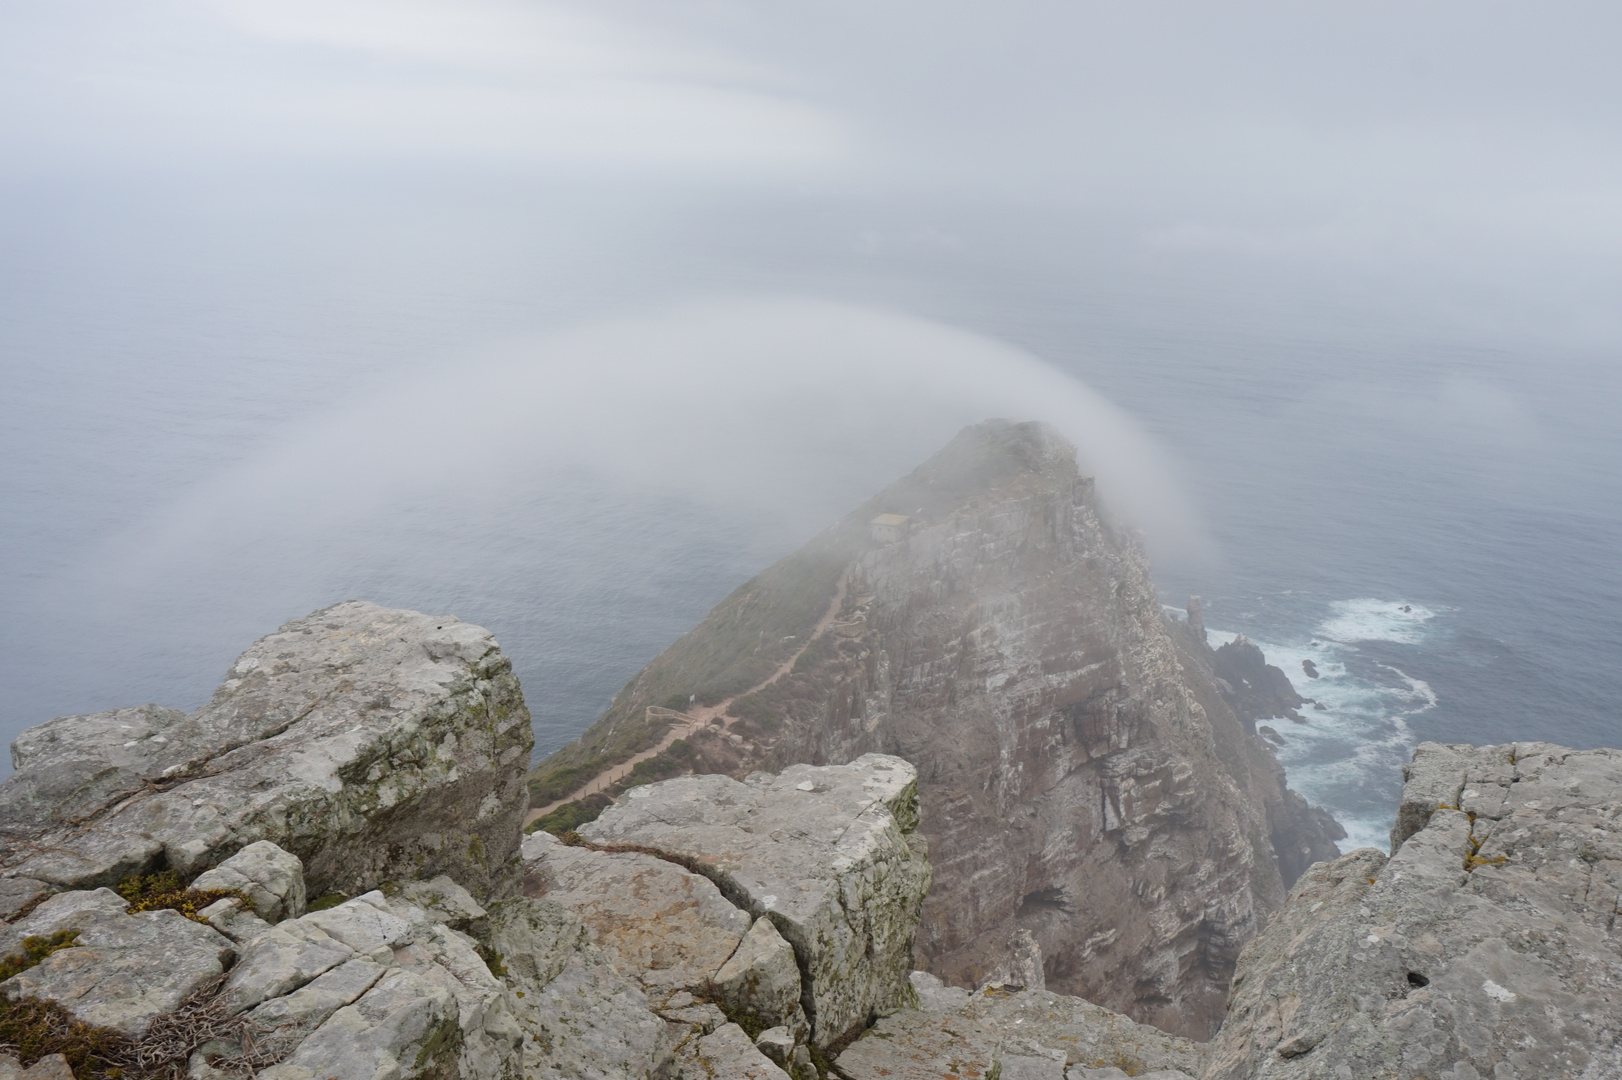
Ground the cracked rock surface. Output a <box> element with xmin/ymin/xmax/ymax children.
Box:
<box><xmin>1206</xmin><ymin>741</ymin><xmax>1622</xmax><ymax>1080</ymax></box>
<box><xmin>836</xmin><ymin>974</ymin><xmax>1201</xmax><ymax>1080</ymax></box>
<box><xmin>0</xmin><ymin>888</ymin><xmax>235</xmax><ymax>1037</ymax></box>
<box><xmin>0</xmin><ymin>601</ymin><xmax>532</xmax><ymax>901</ymax></box>
<box><xmin>578</xmin><ymin>753</ymin><xmax>930</xmax><ymax>1047</ymax></box>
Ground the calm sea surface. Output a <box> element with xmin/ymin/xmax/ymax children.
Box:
<box><xmin>3</xmin><ymin>173</ymin><xmax>1619</xmax><ymax>850</ymax></box>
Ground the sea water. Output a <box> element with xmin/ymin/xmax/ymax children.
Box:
<box><xmin>3</xmin><ymin>175</ymin><xmax>1620</xmax><ymax>855</ymax></box>
<box><xmin>1197</xmin><ymin>602</ymin><xmax>1440</xmax><ymax>853</ymax></box>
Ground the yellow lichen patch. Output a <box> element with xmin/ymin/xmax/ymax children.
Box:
<box><xmin>115</xmin><ymin>870</ymin><xmax>252</xmax><ymax>924</ymax></box>
<box><xmin>0</xmin><ymin>930</ymin><xmax>82</xmax><ymax>981</ymax></box>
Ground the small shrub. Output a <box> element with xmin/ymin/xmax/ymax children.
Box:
<box><xmin>0</xmin><ymin>931</ymin><xmax>81</xmax><ymax>981</ymax></box>
<box><xmin>306</xmin><ymin>893</ymin><xmax>350</xmax><ymax>912</ymax></box>
<box><xmin>619</xmin><ymin>741</ymin><xmax>695</xmax><ymax>790</ymax></box>
<box><xmin>115</xmin><ymin>871</ymin><xmax>250</xmax><ymax>924</ymax></box>
<box><xmin>527</xmin><ymin>793</ymin><xmax>612</xmax><ymax>836</ymax></box>
<box><xmin>0</xmin><ymin>995</ymin><xmax>131</xmax><ymax>1078</ymax></box>
<box><xmin>529</xmin><ymin>759</ymin><xmax>605</xmax><ymax>806</ymax></box>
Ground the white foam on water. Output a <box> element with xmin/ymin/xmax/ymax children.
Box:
<box><xmin>1318</xmin><ymin>598</ymin><xmax>1436</xmax><ymax>645</ymax></box>
<box><xmin>1208</xmin><ymin>601</ymin><xmax>1440</xmax><ymax>852</ymax></box>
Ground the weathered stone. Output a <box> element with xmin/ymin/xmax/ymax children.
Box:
<box><xmin>0</xmin><ymin>888</ymin><xmax>235</xmax><ymax>1037</ymax></box>
<box><xmin>257</xmin><ymin>967</ymin><xmax>461</xmax><ymax>1080</ymax></box>
<box><xmin>246</xmin><ymin>956</ymin><xmax>388</xmax><ymax>1040</ymax></box>
<box><xmin>909</xmin><ymin>969</ymin><xmax>970</xmax><ymax>1012</ymax></box>
<box><xmin>385</xmin><ymin>909</ymin><xmax>521</xmax><ymax>1080</ymax></box>
<box><xmin>0</xmin><ymin>602</ymin><xmax>532</xmax><ymax>901</ymax></box>
<box><xmin>835</xmin><ymin>985</ymin><xmax>1203</xmax><ymax>1080</ymax></box>
<box><xmin>298</xmin><ymin>892</ymin><xmax>414</xmax><ymax>953</ymax></box>
<box><xmin>0</xmin><ymin>1055</ymin><xmax>74</xmax><ymax>1080</ymax></box>
<box><xmin>542</xmin><ymin>421</ymin><xmax>1341</xmax><ymax>1039</ymax></box>
<box><xmin>579</xmin><ymin>754</ymin><xmax>929</xmax><ymax>1046</ymax></box>
<box><xmin>1206</xmin><ymin>742</ymin><xmax>1622</xmax><ymax>1080</ymax></box>
<box><xmin>519</xmin><ymin>830</ymin><xmax>751</xmax><ymax>993</ymax></box>
<box><xmin>487</xmin><ymin>896</ymin><xmax>671</xmax><ymax>1079</ymax></box>
<box><xmin>197</xmin><ymin>896</ymin><xmax>274</xmax><ymax>943</ymax></box>
<box><xmin>660</xmin><ymin>1001</ymin><xmax>727</xmax><ymax>1034</ymax></box>
<box><xmin>220</xmin><ymin>922</ymin><xmax>354</xmax><ymax>1015</ymax></box>
<box><xmin>391</xmin><ymin>875</ymin><xmax>487</xmax><ymax>934</ymax></box>
<box><xmin>1387</xmin><ymin>741</ymin><xmax>1497</xmax><ymax>851</ymax></box>
<box><xmin>0</xmin><ymin>878</ymin><xmax>50</xmax><ymax>921</ymax></box>
<box><xmin>714</xmin><ymin>916</ymin><xmax>804</xmax><ymax>1032</ymax></box>
<box><xmin>192</xmin><ymin>839</ymin><xmax>306</xmax><ymax>922</ymax></box>
<box><xmin>754</xmin><ymin>1025</ymin><xmax>795</xmax><ymax>1066</ymax></box>
<box><xmin>695</xmin><ymin>1023</ymin><xmax>790</xmax><ymax>1079</ymax></box>
<box><xmin>0</xmin><ymin>705</ymin><xmax>198</xmax><ymax>834</ymax></box>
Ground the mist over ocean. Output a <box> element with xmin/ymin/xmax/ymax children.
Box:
<box><xmin>3</xmin><ymin>4</ymin><xmax>1620</xmax><ymax>850</ymax></box>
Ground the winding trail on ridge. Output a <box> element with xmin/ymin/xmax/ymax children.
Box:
<box><xmin>525</xmin><ymin>569</ymin><xmax>851</xmax><ymax>825</ymax></box>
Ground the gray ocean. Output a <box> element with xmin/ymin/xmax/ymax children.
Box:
<box><xmin>3</xmin><ymin>173</ymin><xmax>1619</xmax><ymax>853</ymax></box>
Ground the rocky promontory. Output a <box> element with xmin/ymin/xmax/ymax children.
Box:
<box><xmin>0</xmin><ymin>598</ymin><xmax>1617</xmax><ymax>1078</ymax></box>
<box><xmin>532</xmin><ymin>420</ymin><xmax>1342</xmax><ymax>1037</ymax></box>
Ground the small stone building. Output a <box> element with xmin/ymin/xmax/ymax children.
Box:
<box><xmin>869</xmin><ymin>513</ymin><xmax>910</xmax><ymax>544</ymax></box>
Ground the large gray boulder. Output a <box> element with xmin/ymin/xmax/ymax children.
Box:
<box><xmin>518</xmin><ymin>831</ymin><xmax>752</xmax><ymax>997</ymax></box>
<box><xmin>0</xmin><ymin>887</ymin><xmax>236</xmax><ymax>1038</ymax></box>
<box><xmin>486</xmin><ymin>895</ymin><xmax>672</xmax><ymax>1080</ymax></box>
<box><xmin>0</xmin><ymin>601</ymin><xmax>533</xmax><ymax>900</ymax></box>
<box><xmin>835</xmin><ymin>976</ymin><xmax>1203</xmax><ymax>1080</ymax></box>
<box><xmin>1205</xmin><ymin>741</ymin><xmax>1622</xmax><ymax>1080</ymax></box>
<box><xmin>693</xmin><ymin>1022</ymin><xmax>791</xmax><ymax>1079</ymax></box>
<box><xmin>257</xmin><ymin>967</ymin><xmax>462</xmax><ymax>1080</ymax></box>
<box><xmin>578</xmin><ymin>753</ymin><xmax>930</xmax><ymax>1047</ymax></box>
<box><xmin>191</xmin><ymin>839</ymin><xmax>307</xmax><ymax>922</ymax></box>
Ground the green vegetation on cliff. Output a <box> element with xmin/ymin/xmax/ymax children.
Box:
<box><xmin>529</xmin><ymin>420</ymin><xmax>1075</xmax><ymax>807</ymax></box>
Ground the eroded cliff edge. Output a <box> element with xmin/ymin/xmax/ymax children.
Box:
<box><xmin>532</xmin><ymin>419</ymin><xmax>1341</xmax><ymax>1037</ymax></box>
<box><xmin>1</xmin><ymin>601</ymin><xmax>1615</xmax><ymax>1079</ymax></box>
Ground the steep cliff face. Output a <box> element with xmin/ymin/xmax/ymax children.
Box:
<box><xmin>535</xmin><ymin>421</ymin><xmax>1339</xmax><ymax>1038</ymax></box>
<box><xmin>1207</xmin><ymin>741</ymin><xmax>1622</xmax><ymax>1080</ymax></box>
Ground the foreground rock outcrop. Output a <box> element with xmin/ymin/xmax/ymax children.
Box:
<box><xmin>0</xmin><ymin>605</ymin><xmax>926</xmax><ymax>1078</ymax></box>
<box><xmin>837</xmin><ymin>973</ymin><xmax>1203</xmax><ymax>1079</ymax></box>
<box><xmin>1206</xmin><ymin>741</ymin><xmax>1622</xmax><ymax>1080</ymax></box>
<box><xmin>2</xmin><ymin>591</ymin><xmax>1619</xmax><ymax>1079</ymax></box>
<box><xmin>0</xmin><ymin>601</ymin><xmax>533</xmax><ymax>905</ymax></box>
<box><xmin>575</xmin><ymin>754</ymin><xmax>929</xmax><ymax>1047</ymax></box>
<box><xmin>533</xmin><ymin>420</ymin><xmax>1340</xmax><ymax>1037</ymax></box>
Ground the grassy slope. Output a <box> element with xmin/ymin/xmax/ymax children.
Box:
<box><xmin>528</xmin><ymin>420</ymin><xmax>1071</xmax><ymax>806</ymax></box>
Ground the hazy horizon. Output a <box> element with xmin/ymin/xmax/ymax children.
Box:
<box><xmin>4</xmin><ymin>3</ymin><xmax>1620</xmax><ymax>839</ymax></box>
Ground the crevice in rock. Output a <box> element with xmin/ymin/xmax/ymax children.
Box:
<box><xmin>555</xmin><ymin>831</ymin><xmax>827</xmax><ymax>1040</ymax></box>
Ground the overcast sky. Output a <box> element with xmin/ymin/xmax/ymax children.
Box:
<box><xmin>5</xmin><ymin>3</ymin><xmax>1619</xmax><ymax>189</ymax></box>
<box><xmin>5</xmin><ymin>2</ymin><xmax>1620</xmax><ymax>350</ymax></box>
<box><xmin>5</xmin><ymin>1</ymin><xmax>1622</xmax><ymax>756</ymax></box>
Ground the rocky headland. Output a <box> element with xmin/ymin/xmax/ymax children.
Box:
<box><xmin>0</xmin><ymin>599</ymin><xmax>1616</xmax><ymax>1077</ymax></box>
<box><xmin>532</xmin><ymin>420</ymin><xmax>1342</xmax><ymax>1037</ymax></box>
<box><xmin>0</xmin><ymin>421</ymin><xmax>1616</xmax><ymax>1079</ymax></box>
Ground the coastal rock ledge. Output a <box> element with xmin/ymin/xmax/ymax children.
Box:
<box><xmin>0</xmin><ymin>601</ymin><xmax>1617</xmax><ymax>1080</ymax></box>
